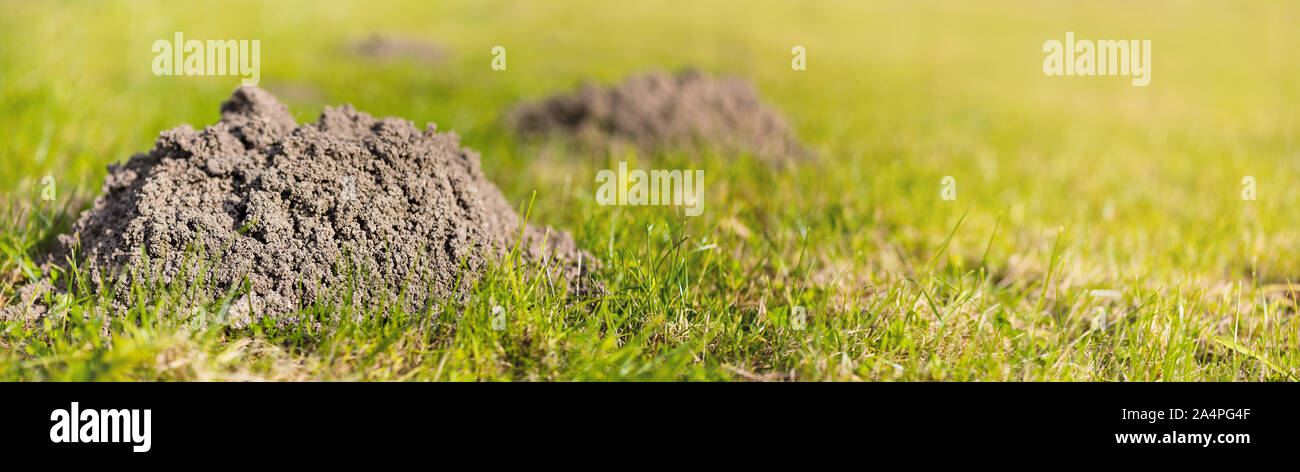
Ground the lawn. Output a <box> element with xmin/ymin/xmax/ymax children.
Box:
<box><xmin>1</xmin><ymin>0</ymin><xmax>1297</xmax><ymax>381</ymax></box>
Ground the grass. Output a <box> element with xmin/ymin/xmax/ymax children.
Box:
<box><xmin>1</xmin><ymin>0</ymin><xmax>1297</xmax><ymax>381</ymax></box>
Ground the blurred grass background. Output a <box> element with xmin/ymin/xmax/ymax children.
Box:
<box><xmin>1</xmin><ymin>0</ymin><xmax>1298</xmax><ymax>380</ymax></box>
<box><xmin>4</xmin><ymin>0</ymin><xmax>1297</xmax><ymax>280</ymax></box>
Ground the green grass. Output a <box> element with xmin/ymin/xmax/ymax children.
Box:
<box><xmin>1</xmin><ymin>0</ymin><xmax>1297</xmax><ymax>381</ymax></box>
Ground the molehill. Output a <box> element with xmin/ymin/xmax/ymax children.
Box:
<box><xmin>506</xmin><ymin>69</ymin><xmax>807</xmax><ymax>162</ymax></box>
<box><xmin>16</xmin><ymin>86</ymin><xmax>594</xmax><ymax>325</ymax></box>
<box><xmin>349</xmin><ymin>33</ymin><xmax>446</xmax><ymax>64</ymax></box>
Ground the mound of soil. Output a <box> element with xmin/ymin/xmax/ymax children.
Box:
<box><xmin>12</xmin><ymin>86</ymin><xmax>593</xmax><ymax>325</ymax></box>
<box><xmin>506</xmin><ymin>69</ymin><xmax>807</xmax><ymax>162</ymax></box>
<box><xmin>349</xmin><ymin>33</ymin><xmax>445</xmax><ymax>64</ymax></box>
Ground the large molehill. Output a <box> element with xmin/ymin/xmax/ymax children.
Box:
<box><xmin>7</xmin><ymin>86</ymin><xmax>594</xmax><ymax>325</ymax></box>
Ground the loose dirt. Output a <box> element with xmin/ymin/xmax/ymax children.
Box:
<box><xmin>8</xmin><ymin>86</ymin><xmax>593</xmax><ymax>325</ymax></box>
<box><xmin>506</xmin><ymin>68</ymin><xmax>807</xmax><ymax>162</ymax></box>
<box><xmin>349</xmin><ymin>33</ymin><xmax>446</xmax><ymax>64</ymax></box>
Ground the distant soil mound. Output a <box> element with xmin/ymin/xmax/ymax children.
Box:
<box><xmin>506</xmin><ymin>69</ymin><xmax>807</xmax><ymax>162</ymax></box>
<box><xmin>11</xmin><ymin>86</ymin><xmax>594</xmax><ymax>325</ymax></box>
<box><xmin>349</xmin><ymin>33</ymin><xmax>446</xmax><ymax>63</ymax></box>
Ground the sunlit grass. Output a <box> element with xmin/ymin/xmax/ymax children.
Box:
<box><xmin>1</xmin><ymin>0</ymin><xmax>1297</xmax><ymax>381</ymax></box>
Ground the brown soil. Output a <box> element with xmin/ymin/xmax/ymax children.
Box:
<box><xmin>506</xmin><ymin>68</ymin><xmax>807</xmax><ymax>162</ymax></box>
<box><xmin>8</xmin><ymin>86</ymin><xmax>593</xmax><ymax>325</ymax></box>
<box><xmin>349</xmin><ymin>33</ymin><xmax>446</xmax><ymax>64</ymax></box>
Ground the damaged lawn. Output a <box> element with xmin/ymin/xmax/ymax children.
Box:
<box><xmin>2</xmin><ymin>0</ymin><xmax>1298</xmax><ymax>381</ymax></box>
